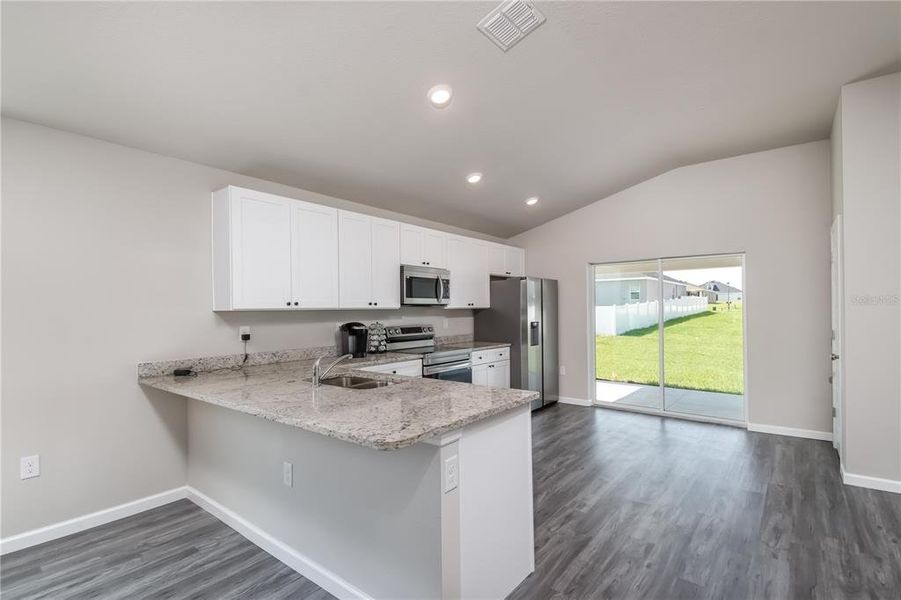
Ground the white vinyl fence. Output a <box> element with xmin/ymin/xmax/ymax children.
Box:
<box><xmin>595</xmin><ymin>296</ymin><xmax>709</xmax><ymax>336</ymax></box>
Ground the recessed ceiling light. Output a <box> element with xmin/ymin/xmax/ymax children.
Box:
<box><xmin>466</xmin><ymin>172</ymin><xmax>483</xmax><ymax>184</ymax></box>
<box><xmin>525</xmin><ymin>196</ymin><xmax>539</xmax><ymax>206</ymax></box>
<box><xmin>427</xmin><ymin>84</ymin><xmax>453</xmax><ymax>108</ymax></box>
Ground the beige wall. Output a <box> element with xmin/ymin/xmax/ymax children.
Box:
<box><xmin>511</xmin><ymin>141</ymin><xmax>833</xmax><ymax>433</ymax></box>
<box><xmin>833</xmin><ymin>73</ymin><xmax>901</xmax><ymax>481</ymax></box>
<box><xmin>0</xmin><ymin>118</ymin><xmax>487</xmax><ymax>537</ymax></box>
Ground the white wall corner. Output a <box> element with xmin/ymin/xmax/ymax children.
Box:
<box><xmin>0</xmin><ymin>487</ymin><xmax>188</xmax><ymax>556</ymax></box>
<box><xmin>746</xmin><ymin>422</ymin><xmax>833</xmax><ymax>441</ymax></box>
<box><xmin>840</xmin><ymin>462</ymin><xmax>901</xmax><ymax>494</ymax></box>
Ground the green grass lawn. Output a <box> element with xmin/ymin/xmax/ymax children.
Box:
<box><xmin>596</xmin><ymin>304</ymin><xmax>744</xmax><ymax>394</ymax></box>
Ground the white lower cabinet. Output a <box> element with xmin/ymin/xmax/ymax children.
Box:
<box><xmin>360</xmin><ymin>359</ymin><xmax>422</xmax><ymax>377</ymax></box>
<box><xmin>471</xmin><ymin>348</ymin><xmax>510</xmax><ymax>388</ymax></box>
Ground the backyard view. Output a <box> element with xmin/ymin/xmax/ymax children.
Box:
<box><xmin>594</xmin><ymin>256</ymin><xmax>744</xmax><ymax>421</ymax></box>
<box><xmin>595</xmin><ymin>303</ymin><xmax>744</xmax><ymax>394</ymax></box>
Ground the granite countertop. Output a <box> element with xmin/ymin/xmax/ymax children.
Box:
<box><xmin>139</xmin><ymin>355</ymin><xmax>537</xmax><ymax>450</ymax></box>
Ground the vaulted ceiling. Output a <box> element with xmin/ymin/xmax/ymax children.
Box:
<box><xmin>3</xmin><ymin>1</ymin><xmax>899</xmax><ymax>237</ymax></box>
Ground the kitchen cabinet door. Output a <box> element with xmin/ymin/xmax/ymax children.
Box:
<box><xmin>370</xmin><ymin>217</ymin><xmax>400</xmax><ymax>308</ymax></box>
<box><xmin>291</xmin><ymin>200</ymin><xmax>339</xmax><ymax>308</ymax></box>
<box><xmin>230</xmin><ymin>189</ymin><xmax>293</xmax><ymax>310</ymax></box>
<box><xmin>472</xmin><ymin>363</ymin><xmax>490</xmax><ymax>386</ymax></box>
<box><xmin>421</xmin><ymin>229</ymin><xmax>447</xmax><ymax>268</ymax></box>
<box><xmin>471</xmin><ymin>241</ymin><xmax>492</xmax><ymax>308</ymax></box>
<box><xmin>504</xmin><ymin>247</ymin><xmax>525</xmax><ymax>277</ymax></box>
<box><xmin>400</xmin><ymin>225</ymin><xmax>425</xmax><ymax>266</ymax></box>
<box><xmin>486</xmin><ymin>244</ymin><xmax>507</xmax><ymax>276</ymax></box>
<box><xmin>446</xmin><ymin>236</ymin><xmax>473</xmax><ymax>308</ymax></box>
<box><xmin>338</xmin><ymin>210</ymin><xmax>373</xmax><ymax>308</ymax></box>
<box><xmin>490</xmin><ymin>360</ymin><xmax>511</xmax><ymax>388</ymax></box>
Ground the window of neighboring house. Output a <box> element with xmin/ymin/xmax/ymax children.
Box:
<box><xmin>629</xmin><ymin>285</ymin><xmax>640</xmax><ymax>302</ymax></box>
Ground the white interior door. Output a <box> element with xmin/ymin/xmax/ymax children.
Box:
<box><xmin>831</xmin><ymin>215</ymin><xmax>843</xmax><ymax>455</ymax></box>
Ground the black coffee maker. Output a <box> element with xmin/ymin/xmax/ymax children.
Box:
<box><xmin>340</xmin><ymin>322</ymin><xmax>369</xmax><ymax>358</ymax></box>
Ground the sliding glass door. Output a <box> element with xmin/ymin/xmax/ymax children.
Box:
<box><xmin>593</xmin><ymin>254</ymin><xmax>745</xmax><ymax>423</ymax></box>
<box><xmin>594</xmin><ymin>261</ymin><xmax>662</xmax><ymax>411</ymax></box>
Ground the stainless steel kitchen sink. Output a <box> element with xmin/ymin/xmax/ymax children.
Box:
<box><xmin>314</xmin><ymin>375</ymin><xmax>395</xmax><ymax>390</ymax></box>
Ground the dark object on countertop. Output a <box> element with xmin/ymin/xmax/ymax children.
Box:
<box><xmin>173</xmin><ymin>368</ymin><xmax>195</xmax><ymax>377</ymax></box>
<box><xmin>340</xmin><ymin>321</ymin><xmax>369</xmax><ymax>358</ymax></box>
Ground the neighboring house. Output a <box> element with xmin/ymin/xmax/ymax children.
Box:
<box><xmin>596</xmin><ymin>273</ymin><xmax>688</xmax><ymax>305</ymax></box>
<box><xmin>685</xmin><ymin>283</ymin><xmax>717</xmax><ymax>302</ymax></box>
<box><xmin>701</xmin><ymin>280</ymin><xmax>742</xmax><ymax>302</ymax></box>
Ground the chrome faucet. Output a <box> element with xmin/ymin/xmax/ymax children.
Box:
<box><xmin>312</xmin><ymin>354</ymin><xmax>353</xmax><ymax>387</ymax></box>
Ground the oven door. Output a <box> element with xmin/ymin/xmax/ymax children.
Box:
<box><xmin>423</xmin><ymin>361</ymin><xmax>472</xmax><ymax>383</ymax></box>
<box><xmin>402</xmin><ymin>267</ymin><xmax>451</xmax><ymax>306</ymax></box>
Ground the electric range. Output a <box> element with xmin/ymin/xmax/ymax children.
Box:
<box><xmin>385</xmin><ymin>325</ymin><xmax>472</xmax><ymax>382</ymax></box>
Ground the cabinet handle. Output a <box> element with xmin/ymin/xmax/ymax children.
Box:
<box><xmin>374</xmin><ymin>302</ymin><xmax>378</xmax><ymax>306</ymax></box>
<box><xmin>286</xmin><ymin>302</ymin><xmax>291</xmax><ymax>307</ymax></box>
<box><xmin>505</xmin><ymin>271</ymin><xmax>511</xmax><ymax>275</ymax></box>
<box><xmin>294</xmin><ymin>302</ymin><xmax>299</xmax><ymax>306</ymax></box>
<box><xmin>489</xmin><ymin>364</ymin><xmax>495</xmax><ymax>368</ymax></box>
<box><xmin>368</xmin><ymin>302</ymin><xmax>372</xmax><ymax>306</ymax></box>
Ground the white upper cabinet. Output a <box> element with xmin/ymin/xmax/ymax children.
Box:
<box><xmin>504</xmin><ymin>246</ymin><xmax>525</xmax><ymax>277</ymax></box>
<box><xmin>447</xmin><ymin>237</ymin><xmax>491</xmax><ymax>309</ymax></box>
<box><xmin>292</xmin><ymin>201</ymin><xmax>339</xmax><ymax>308</ymax></box>
<box><xmin>400</xmin><ymin>225</ymin><xmax>446</xmax><ymax>268</ymax></box>
<box><xmin>338</xmin><ymin>211</ymin><xmax>373</xmax><ymax>308</ymax></box>
<box><xmin>213</xmin><ymin>186</ymin><xmax>523</xmax><ymax>312</ymax></box>
<box><xmin>370</xmin><ymin>217</ymin><xmax>401</xmax><ymax>308</ymax></box>
<box><xmin>212</xmin><ymin>186</ymin><xmax>338</xmax><ymax>310</ymax></box>
<box><xmin>219</xmin><ymin>188</ymin><xmax>293</xmax><ymax>310</ymax></box>
<box><xmin>339</xmin><ymin>211</ymin><xmax>400</xmax><ymax>309</ymax></box>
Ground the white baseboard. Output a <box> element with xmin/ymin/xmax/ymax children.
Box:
<box><xmin>840</xmin><ymin>463</ymin><xmax>901</xmax><ymax>494</ymax></box>
<box><xmin>557</xmin><ymin>396</ymin><xmax>592</xmax><ymax>407</ymax></box>
<box><xmin>746</xmin><ymin>423</ymin><xmax>833</xmax><ymax>441</ymax></box>
<box><xmin>0</xmin><ymin>486</ymin><xmax>187</xmax><ymax>555</ymax></box>
<box><xmin>185</xmin><ymin>487</ymin><xmax>372</xmax><ymax>600</ymax></box>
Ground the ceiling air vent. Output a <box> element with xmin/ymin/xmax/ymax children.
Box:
<box><xmin>477</xmin><ymin>0</ymin><xmax>546</xmax><ymax>52</ymax></box>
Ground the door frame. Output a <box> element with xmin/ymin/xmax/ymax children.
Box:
<box><xmin>830</xmin><ymin>215</ymin><xmax>844</xmax><ymax>456</ymax></box>
<box><xmin>588</xmin><ymin>252</ymin><xmax>749</xmax><ymax>427</ymax></box>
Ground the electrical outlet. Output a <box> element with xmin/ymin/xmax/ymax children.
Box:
<box><xmin>282</xmin><ymin>461</ymin><xmax>293</xmax><ymax>487</ymax></box>
<box><xmin>239</xmin><ymin>326</ymin><xmax>251</xmax><ymax>342</ymax></box>
<box><xmin>443</xmin><ymin>455</ymin><xmax>459</xmax><ymax>493</ymax></box>
<box><xmin>559</xmin><ymin>366</ymin><xmax>566</xmax><ymax>376</ymax></box>
<box><xmin>20</xmin><ymin>455</ymin><xmax>40</xmax><ymax>480</ymax></box>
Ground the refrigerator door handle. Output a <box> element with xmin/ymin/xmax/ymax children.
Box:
<box><xmin>529</xmin><ymin>320</ymin><xmax>541</xmax><ymax>346</ymax></box>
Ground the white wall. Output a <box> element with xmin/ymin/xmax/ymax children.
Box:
<box><xmin>511</xmin><ymin>141</ymin><xmax>833</xmax><ymax>432</ymax></box>
<box><xmin>833</xmin><ymin>73</ymin><xmax>901</xmax><ymax>482</ymax></box>
<box><xmin>0</xmin><ymin>118</ymin><xmax>490</xmax><ymax>537</ymax></box>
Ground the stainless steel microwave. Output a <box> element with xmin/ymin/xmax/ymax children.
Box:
<box><xmin>401</xmin><ymin>265</ymin><xmax>450</xmax><ymax>306</ymax></box>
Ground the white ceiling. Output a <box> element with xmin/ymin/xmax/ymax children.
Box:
<box><xmin>2</xmin><ymin>2</ymin><xmax>899</xmax><ymax>237</ymax></box>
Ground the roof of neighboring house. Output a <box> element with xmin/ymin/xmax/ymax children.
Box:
<box><xmin>596</xmin><ymin>273</ymin><xmax>690</xmax><ymax>286</ymax></box>
<box><xmin>702</xmin><ymin>280</ymin><xmax>742</xmax><ymax>293</ymax></box>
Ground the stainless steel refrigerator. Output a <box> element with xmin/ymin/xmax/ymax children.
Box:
<box><xmin>475</xmin><ymin>277</ymin><xmax>558</xmax><ymax>410</ymax></box>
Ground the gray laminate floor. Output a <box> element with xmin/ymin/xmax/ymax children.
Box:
<box><xmin>509</xmin><ymin>404</ymin><xmax>901</xmax><ymax>600</ymax></box>
<box><xmin>3</xmin><ymin>405</ymin><xmax>900</xmax><ymax>599</ymax></box>
<box><xmin>0</xmin><ymin>499</ymin><xmax>333</xmax><ymax>600</ymax></box>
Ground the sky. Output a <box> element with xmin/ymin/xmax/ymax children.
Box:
<box><xmin>663</xmin><ymin>266</ymin><xmax>743</xmax><ymax>288</ymax></box>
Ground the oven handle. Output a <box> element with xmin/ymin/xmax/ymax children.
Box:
<box><xmin>423</xmin><ymin>361</ymin><xmax>471</xmax><ymax>376</ymax></box>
